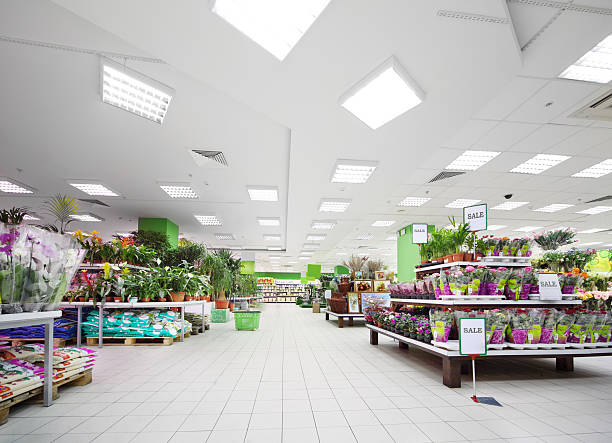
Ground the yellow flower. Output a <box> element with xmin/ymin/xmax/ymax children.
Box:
<box><xmin>91</xmin><ymin>230</ymin><xmax>99</xmax><ymax>237</ymax></box>
<box><xmin>72</xmin><ymin>230</ymin><xmax>85</xmax><ymax>241</ymax></box>
<box><xmin>103</xmin><ymin>262</ymin><xmax>111</xmax><ymax>279</ymax></box>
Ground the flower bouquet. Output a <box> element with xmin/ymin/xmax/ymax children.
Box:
<box><xmin>527</xmin><ymin>309</ymin><xmax>544</xmax><ymax>344</ymax></box>
<box><xmin>559</xmin><ymin>272</ymin><xmax>583</xmax><ymax>295</ymax></box>
<box><xmin>515</xmin><ymin>237</ymin><xmax>532</xmax><ymax>257</ymax></box>
<box><xmin>506</xmin><ymin>270</ymin><xmax>526</xmax><ymax>300</ymax></box>
<box><xmin>539</xmin><ymin>309</ymin><xmax>557</xmax><ymax>344</ymax></box>
<box><xmin>568</xmin><ymin>311</ymin><xmax>596</xmax><ymax>344</ymax></box>
<box><xmin>484</xmin><ymin>237</ymin><xmax>499</xmax><ymax>256</ymax></box>
<box><xmin>507</xmin><ymin>309</ymin><xmax>532</xmax><ymax>344</ymax></box>
<box><xmin>598</xmin><ymin>312</ymin><xmax>611</xmax><ymax>343</ymax></box>
<box><xmin>489</xmin><ymin>267</ymin><xmax>512</xmax><ymax>296</ymax></box>
<box><xmin>429</xmin><ymin>308</ymin><xmax>454</xmax><ymax>342</ymax></box>
<box><xmin>449</xmin><ymin>271</ymin><xmax>468</xmax><ymax>296</ymax></box>
<box><xmin>471</xmin><ymin>265</ymin><xmax>490</xmax><ymax>295</ymax></box>
<box><xmin>486</xmin><ymin>309</ymin><xmax>509</xmax><ymax>344</ymax></box>
<box><xmin>520</xmin><ymin>267</ymin><xmax>537</xmax><ymax>295</ymax></box>
<box><xmin>554</xmin><ymin>310</ymin><xmax>575</xmax><ymax>344</ymax></box>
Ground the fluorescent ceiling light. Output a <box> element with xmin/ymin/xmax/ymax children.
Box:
<box><xmin>510</xmin><ymin>154</ymin><xmax>570</xmax><ymax>175</ymax></box>
<box><xmin>215</xmin><ymin>233</ymin><xmax>235</xmax><ymax>240</ymax></box>
<box><xmin>300</xmin><ymin>251</ymin><xmax>314</xmax><ymax>256</ymax></box>
<box><xmin>331</xmin><ymin>160</ymin><xmax>377</xmax><ymax>183</ymax></box>
<box><xmin>70</xmin><ymin>213</ymin><xmax>104</xmax><ymax>222</ymax></box>
<box><xmin>319</xmin><ymin>199</ymin><xmax>351</xmax><ymax>212</ymax></box>
<box><xmin>70</xmin><ymin>183</ymin><xmax>118</xmax><ymax>197</ymax></box>
<box><xmin>398</xmin><ymin>197</ymin><xmax>430</xmax><ymax>207</ymax></box>
<box><xmin>336</xmin><ymin>252</ymin><xmax>347</xmax><ymax>255</ymax></box>
<box><xmin>211</xmin><ymin>0</ymin><xmax>330</xmax><ymax>61</ymax></box>
<box><xmin>513</xmin><ymin>226</ymin><xmax>543</xmax><ymax>232</ymax></box>
<box><xmin>486</xmin><ymin>225</ymin><xmax>507</xmax><ymax>231</ymax></box>
<box><xmin>101</xmin><ymin>57</ymin><xmax>173</xmax><ymax>124</ymax></box>
<box><xmin>303</xmin><ymin>244</ymin><xmax>320</xmax><ymax>250</ymax></box>
<box><xmin>559</xmin><ymin>34</ymin><xmax>612</xmax><ymax>83</ymax></box>
<box><xmin>247</xmin><ymin>186</ymin><xmax>278</xmax><ymax>201</ymax></box>
<box><xmin>340</xmin><ymin>57</ymin><xmax>424</xmax><ymax>130</ymax></box>
<box><xmin>386</xmin><ymin>235</ymin><xmax>396</xmax><ymax>241</ymax></box>
<box><xmin>572</xmin><ymin>159</ymin><xmax>612</xmax><ymax>178</ymax></box>
<box><xmin>445</xmin><ymin>199</ymin><xmax>481</xmax><ymax>209</ymax></box>
<box><xmin>115</xmin><ymin>232</ymin><xmax>133</xmax><ymax>237</ymax></box>
<box><xmin>356</xmin><ymin>233</ymin><xmax>373</xmax><ymax>240</ymax></box>
<box><xmin>445</xmin><ymin>150</ymin><xmax>500</xmax><ymax>171</ymax></box>
<box><xmin>299</xmin><ymin>256</ymin><xmax>310</xmax><ymax>260</ymax></box>
<box><xmin>578</xmin><ymin>228</ymin><xmax>607</xmax><ymax>234</ymax></box>
<box><xmin>159</xmin><ymin>184</ymin><xmax>198</xmax><ymax>199</ymax></box>
<box><xmin>194</xmin><ymin>215</ymin><xmax>222</xmax><ymax>226</ymax></box>
<box><xmin>268</xmin><ymin>255</ymin><xmax>281</xmax><ymax>259</ymax></box>
<box><xmin>382</xmin><ymin>253</ymin><xmax>393</xmax><ymax>256</ymax></box>
<box><xmin>288</xmin><ymin>261</ymin><xmax>298</xmax><ymax>264</ymax></box>
<box><xmin>306</xmin><ymin>234</ymin><xmax>326</xmax><ymax>241</ymax></box>
<box><xmin>23</xmin><ymin>214</ymin><xmax>40</xmax><ymax>221</ymax></box>
<box><xmin>492</xmin><ymin>201</ymin><xmax>529</xmax><ymax>211</ymax></box>
<box><xmin>257</xmin><ymin>217</ymin><xmax>281</xmax><ymax>226</ymax></box>
<box><xmin>579</xmin><ymin>242</ymin><xmax>603</xmax><ymax>246</ymax></box>
<box><xmin>372</xmin><ymin>221</ymin><xmax>395</xmax><ymax>227</ymax></box>
<box><xmin>533</xmin><ymin>204</ymin><xmax>574</xmax><ymax>213</ymax></box>
<box><xmin>311</xmin><ymin>220</ymin><xmax>336</xmax><ymax>230</ymax></box>
<box><xmin>577</xmin><ymin>206</ymin><xmax>612</xmax><ymax>215</ymax></box>
<box><xmin>0</xmin><ymin>178</ymin><xmax>34</xmax><ymax>194</ymax></box>
<box><xmin>267</xmin><ymin>247</ymin><xmax>282</xmax><ymax>251</ymax></box>
<box><xmin>264</xmin><ymin>234</ymin><xmax>281</xmax><ymax>241</ymax></box>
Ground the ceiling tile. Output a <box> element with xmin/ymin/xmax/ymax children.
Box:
<box><xmin>473</xmin><ymin>121</ymin><xmax>541</xmax><ymax>150</ymax></box>
<box><xmin>441</xmin><ymin>119</ymin><xmax>497</xmax><ymax>149</ymax></box>
<box><xmin>510</xmin><ymin>123</ymin><xmax>582</xmax><ymax>153</ymax></box>
<box><xmin>473</xmin><ymin>77</ymin><xmax>548</xmax><ymax>121</ymax></box>
<box><xmin>545</xmin><ymin>127</ymin><xmax>612</xmax><ymax>156</ymax></box>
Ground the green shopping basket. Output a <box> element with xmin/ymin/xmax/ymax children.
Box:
<box><xmin>234</xmin><ymin>310</ymin><xmax>261</xmax><ymax>331</ymax></box>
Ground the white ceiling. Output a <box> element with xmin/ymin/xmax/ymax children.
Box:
<box><xmin>0</xmin><ymin>0</ymin><xmax>611</xmax><ymax>273</ymax></box>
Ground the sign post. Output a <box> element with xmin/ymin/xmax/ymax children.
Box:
<box><xmin>463</xmin><ymin>204</ymin><xmax>487</xmax><ymax>257</ymax></box>
<box><xmin>412</xmin><ymin>223</ymin><xmax>428</xmax><ymax>245</ymax></box>
<box><xmin>538</xmin><ymin>272</ymin><xmax>562</xmax><ymax>301</ymax></box>
<box><xmin>459</xmin><ymin>317</ymin><xmax>487</xmax><ymax>402</ymax></box>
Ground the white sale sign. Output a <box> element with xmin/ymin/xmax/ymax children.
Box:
<box><xmin>538</xmin><ymin>273</ymin><xmax>562</xmax><ymax>301</ymax></box>
<box><xmin>463</xmin><ymin>204</ymin><xmax>487</xmax><ymax>232</ymax></box>
<box><xmin>459</xmin><ymin>318</ymin><xmax>487</xmax><ymax>356</ymax></box>
<box><xmin>412</xmin><ymin>223</ymin><xmax>428</xmax><ymax>244</ymax></box>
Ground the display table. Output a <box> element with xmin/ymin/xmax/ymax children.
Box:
<box><xmin>0</xmin><ymin>311</ymin><xmax>62</xmax><ymax>406</ymax></box>
<box><xmin>323</xmin><ymin>309</ymin><xmax>364</xmax><ymax>328</ymax></box>
<box><xmin>59</xmin><ymin>301</ymin><xmax>208</xmax><ymax>348</ymax></box>
<box><xmin>389</xmin><ymin>298</ymin><xmax>582</xmax><ymax>308</ymax></box>
<box><xmin>367</xmin><ymin>324</ymin><xmax>612</xmax><ymax>388</ymax></box>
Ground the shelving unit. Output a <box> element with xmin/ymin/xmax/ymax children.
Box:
<box><xmin>256</xmin><ymin>278</ymin><xmax>306</xmax><ymax>303</ymax></box>
<box><xmin>389</xmin><ymin>298</ymin><xmax>581</xmax><ymax>307</ymax></box>
<box><xmin>323</xmin><ymin>309</ymin><xmax>364</xmax><ymax>328</ymax></box>
<box><xmin>415</xmin><ymin>259</ymin><xmax>529</xmax><ymax>275</ymax></box>
<box><xmin>78</xmin><ymin>263</ymin><xmax>149</xmax><ymax>271</ymax></box>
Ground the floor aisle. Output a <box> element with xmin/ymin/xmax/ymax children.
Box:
<box><xmin>4</xmin><ymin>304</ymin><xmax>612</xmax><ymax>443</ymax></box>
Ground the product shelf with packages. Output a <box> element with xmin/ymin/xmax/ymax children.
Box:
<box><xmin>256</xmin><ymin>278</ymin><xmax>305</xmax><ymax>303</ymax></box>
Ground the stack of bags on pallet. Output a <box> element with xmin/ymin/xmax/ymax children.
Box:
<box><xmin>82</xmin><ymin>310</ymin><xmax>192</xmax><ymax>338</ymax></box>
<box><xmin>0</xmin><ymin>318</ymin><xmax>79</xmax><ymax>341</ymax></box>
<box><xmin>184</xmin><ymin>312</ymin><xmax>203</xmax><ymax>332</ymax></box>
<box><xmin>0</xmin><ymin>358</ymin><xmax>43</xmax><ymax>402</ymax></box>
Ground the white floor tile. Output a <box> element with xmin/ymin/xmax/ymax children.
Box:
<box><xmin>178</xmin><ymin>414</ymin><xmax>219</xmax><ymax>432</ymax></box>
<box><xmin>245</xmin><ymin>428</ymin><xmax>282</xmax><ymax>443</ymax></box>
<box><xmin>249</xmin><ymin>412</ymin><xmax>282</xmax><ymax>430</ymax></box>
<box><xmin>169</xmin><ymin>431</ymin><xmax>210</xmax><ymax>443</ymax></box>
<box><xmin>282</xmin><ymin>427</ymin><xmax>319</xmax><ymax>443</ymax></box>
<box><xmin>385</xmin><ymin>423</ymin><xmax>431</xmax><ymax>443</ymax></box>
<box><xmin>351</xmin><ymin>425</ymin><xmax>394</xmax><ymax>443</ymax></box>
<box><xmin>131</xmin><ymin>432</ymin><xmax>175</xmax><ymax>443</ymax></box>
<box><xmin>317</xmin><ymin>426</ymin><xmax>356</xmax><ymax>443</ymax></box>
<box><xmin>416</xmin><ymin>422</ymin><xmax>466</xmax><ymax>442</ymax></box>
<box><xmin>214</xmin><ymin>413</ymin><xmax>251</xmax><ymax>431</ymax></box>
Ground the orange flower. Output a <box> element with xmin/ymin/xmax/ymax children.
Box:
<box><xmin>580</xmin><ymin>272</ymin><xmax>588</xmax><ymax>278</ymax></box>
<box><xmin>572</xmin><ymin>267</ymin><xmax>580</xmax><ymax>275</ymax></box>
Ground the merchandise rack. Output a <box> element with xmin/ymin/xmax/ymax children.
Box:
<box><xmin>0</xmin><ymin>311</ymin><xmax>62</xmax><ymax>406</ymax></box>
<box><xmin>415</xmin><ymin>259</ymin><xmax>529</xmax><ymax>275</ymax></box>
<box><xmin>323</xmin><ymin>309</ymin><xmax>364</xmax><ymax>328</ymax></box>
<box><xmin>389</xmin><ymin>298</ymin><xmax>582</xmax><ymax>308</ymax></box>
<box><xmin>78</xmin><ymin>263</ymin><xmax>149</xmax><ymax>272</ymax></box>
<box><xmin>257</xmin><ymin>279</ymin><xmax>306</xmax><ymax>303</ymax></box>
<box><xmin>59</xmin><ymin>300</ymin><xmax>208</xmax><ymax>348</ymax></box>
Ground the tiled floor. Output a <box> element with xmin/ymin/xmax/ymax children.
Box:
<box><xmin>4</xmin><ymin>304</ymin><xmax>612</xmax><ymax>442</ymax></box>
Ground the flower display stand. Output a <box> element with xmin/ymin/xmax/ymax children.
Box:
<box><xmin>323</xmin><ymin>309</ymin><xmax>364</xmax><ymax>328</ymax></box>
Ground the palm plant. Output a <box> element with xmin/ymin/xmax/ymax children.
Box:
<box><xmin>39</xmin><ymin>194</ymin><xmax>79</xmax><ymax>234</ymax></box>
<box><xmin>0</xmin><ymin>207</ymin><xmax>30</xmax><ymax>225</ymax></box>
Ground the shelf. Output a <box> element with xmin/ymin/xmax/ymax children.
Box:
<box><xmin>0</xmin><ymin>311</ymin><xmax>62</xmax><ymax>329</ymax></box>
<box><xmin>415</xmin><ymin>260</ymin><xmax>529</xmax><ymax>273</ymax></box>
<box><xmin>79</xmin><ymin>263</ymin><xmax>148</xmax><ymax>271</ymax></box>
<box><xmin>389</xmin><ymin>298</ymin><xmax>582</xmax><ymax>307</ymax></box>
<box><xmin>59</xmin><ymin>301</ymin><xmax>207</xmax><ymax>308</ymax></box>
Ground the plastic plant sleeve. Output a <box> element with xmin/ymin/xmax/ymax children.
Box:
<box><xmin>508</xmin><ymin>309</ymin><xmax>533</xmax><ymax>344</ymax></box>
<box><xmin>527</xmin><ymin>309</ymin><xmax>545</xmax><ymax>344</ymax></box>
<box><xmin>429</xmin><ymin>309</ymin><xmax>453</xmax><ymax>342</ymax></box>
<box><xmin>539</xmin><ymin>309</ymin><xmax>557</xmax><ymax>344</ymax></box>
<box><xmin>486</xmin><ymin>309</ymin><xmax>508</xmax><ymax>345</ymax></box>
<box><xmin>568</xmin><ymin>312</ymin><xmax>595</xmax><ymax>344</ymax></box>
<box><xmin>554</xmin><ymin>311</ymin><xmax>574</xmax><ymax>344</ymax></box>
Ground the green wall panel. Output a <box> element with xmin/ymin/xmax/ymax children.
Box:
<box><xmin>138</xmin><ymin>218</ymin><xmax>179</xmax><ymax>247</ymax></box>
<box><xmin>334</xmin><ymin>265</ymin><xmax>349</xmax><ymax>275</ymax></box>
<box><xmin>397</xmin><ymin>223</ymin><xmax>434</xmax><ymax>281</ymax></box>
<box><xmin>240</xmin><ymin>261</ymin><xmax>255</xmax><ymax>275</ymax></box>
<box><xmin>254</xmin><ymin>272</ymin><xmax>301</xmax><ymax>280</ymax></box>
<box><xmin>306</xmin><ymin>264</ymin><xmax>321</xmax><ymax>280</ymax></box>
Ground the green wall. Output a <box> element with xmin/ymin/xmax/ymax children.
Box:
<box><xmin>397</xmin><ymin>223</ymin><xmax>435</xmax><ymax>281</ymax></box>
<box><xmin>254</xmin><ymin>272</ymin><xmax>301</xmax><ymax>280</ymax></box>
<box><xmin>240</xmin><ymin>261</ymin><xmax>255</xmax><ymax>275</ymax></box>
<box><xmin>334</xmin><ymin>265</ymin><xmax>349</xmax><ymax>275</ymax></box>
<box><xmin>138</xmin><ymin>218</ymin><xmax>179</xmax><ymax>247</ymax></box>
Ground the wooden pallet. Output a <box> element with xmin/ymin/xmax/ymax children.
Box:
<box><xmin>86</xmin><ymin>336</ymin><xmax>173</xmax><ymax>346</ymax></box>
<box><xmin>190</xmin><ymin>326</ymin><xmax>204</xmax><ymax>336</ymax></box>
<box><xmin>3</xmin><ymin>337</ymin><xmax>76</xmax><ymax>348</ymax></box>
<box><xmin>173</xmin><ymin>332</ymin><xmax>191</xmax><ymax>342</ymax></box>
<box><xmin>0</xmin><ymin>369</ymin><xmax>92</xmax><ymax>425</ymax></box>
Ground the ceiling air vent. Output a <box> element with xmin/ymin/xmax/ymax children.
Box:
<box><xmin>569</xmin><ymin>90</ymin><xmax>612</xmax><ymax>122</ymax></box>
<box><xmin>428</xmin><ymin>170</ymin><xmax>466</xmax><ymax>183</ymax></box>
<box><xmin>585</xmin><ymin>195</ymin><xmax>612</xmax><ymax>204</ymax></box>
<box><xmin>189</xmin><ymin>149</ymin><xmax>228</xmax><ymax>168</ymax></box>
<box><xmin>78</xmin><ymin>198</ymin><xmax>110</xmax><ymax>207</ymax></box>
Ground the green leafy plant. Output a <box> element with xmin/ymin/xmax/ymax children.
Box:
<box><xmin>40</xmin><ymin>194</ymin><xmax>79</xmax><ymax>234</ymax></box>
<box><xmin>131</xmin><ymin>230</ymin><xmax>171</xmax><ymax>254</ymax></box>
<box><xmin>533</xmin><ymin>228</ymin><xmax>576</xmax><ymax>251</ymax></box>
<box><xmin>163</xmin><ymin>243</ymin><xmax>207</xmax><ymax>267</ymax></box>
<box><xmin>0</xmin><ymin>207</ymin><xmax>30</xmax><ymax>225</ymax></box>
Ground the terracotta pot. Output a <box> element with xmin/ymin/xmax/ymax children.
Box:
<box><xmin>215</xmin><ymin>300</ymin><xmax>229</xmax><ymax>309</ymax></box>
<box><xmin>444</xmin><ymin>255</ymin><xmax>451</xmax><ymax>263</ymax></box>
<box><xmin>141</xmin><ymin>298</ymin><xmax>151</xmax><ymax>302</ymax></box>
<box><xmin>185</xmin><ymin>296</ymin><xmax>194</xmax><ymax>301</ymax></box>
<box><xmin>476</xmin><ymin>252</ymin><xmax>484</xmax><ymax>259</ymax></box>
<box><xmin>158</xmin><ymin>298</ymin><xmax>167</xmax><ymax>302</ymax></box>
<box><xmin>204</xmin><ymin>296</ymin><xmax>211</xmax><ymax>302</ymax></box>
<box><xmin>452</xmin><ymin>253</ymin><xmax>463</xmax><ymax>262</ymax></box>
<box><xmin>113</xmin><ymin>297</ymin><xmax>122</xmax><ymax>303</ymax></box>
<box><xmin>421</xmin><ymin>260</ymin><xmax>426</xmax><ymax>264</ymax></box>
<box><xmin>229</xmin><ymin>302</ymin><xmax>235</xmax><ymax>312</ymax></box>
<box><xmin>106</xmin><ymin>296</ymin><xmax>114</xmax><ymax>302</ymax></box>
<box><xmin>463</xmin><ymin>252</ymin><xmax>474</xmax><ymax>262</ymax></box>
<box><xmin>170</xmin><ymin>292</ymin><xmax>185</xmax><ymax>302</ymax></box>
<box><xmin>77</xmin><ymin>296</ymin><xmax>85</xmax><ymax>302</ymax></box>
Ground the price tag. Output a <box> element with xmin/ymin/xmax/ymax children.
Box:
<box><xmin>538</xmin><ymin>273</ymin><xmax>562</xmax><ymax>300</ymax></box>
<box><xmin>412</xmin><ymin>223</ymin><xmax>428</xmax><ymax>244</ymax></box>
<box><xmin>459</xmin><ymin>318</ymin><xmax>487</xmax><ymax>356</ymax></box>
<box><xmin>463</xmin><ymin>204</ymin><xmax>487</xmax><ymax>232</ymax></box>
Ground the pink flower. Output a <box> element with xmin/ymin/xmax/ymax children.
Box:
<box><xmin>465</xmin><ymin>265</ymin><xmax>475</xmax><ymax>272</ymax></box>
<box><xmin>497</xmin><ymin>267</ymin><xmax>507</xmax><ymax>271</ymax></box>
<box><xmin>524</xmin><ymin>266</ymin><xmax>532</xmax><ymax>273</ymax></box>
<box><xmin>477</xmin><ymin>264</ymin><xmax>487</xmax><ymax>269</ymax></box>
<box><xmin>490</xmin><ymin>269</ymin><xmax>498</xmax><ymax>274</ymax></box>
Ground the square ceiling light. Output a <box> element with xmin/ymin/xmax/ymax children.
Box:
<box><xmin>578</xmin><ymin>228</ymin><xmax>607</xmax><ymax>233</ymax></box>
<box><xmin>559</xmin><ymin>34</ymin><xmax>612</xmax><ymax>83</ymax></box>
<box><xmin>336</xmin><ymin>252</ymin><xmax>347</xmax><ymax>256</ymax></box>
<box><xmin>514</xmin><ymin>226</ymin><xmax>543</xmax><ymax>232</ymax></box>
<box><xmin>23</xmin><ymin>214</ymin><xmax>41</xmax><ymax>221</ymax></box>
<box><xmin>159</xmin><ymin>184</ymin><xmax>198</xmax><ymax>199</ymax></box>
<box><xmin>572</xmin><ymin>159</ymin><xmax>612</xmax><ymax>178</ymax></box>
<box><xmin>298</xmin><ymin>256</ymin><xmax>310</xmax><ymax>260</ymax></box>
<box><xmin>356</xmin><ymin>233</ymin><xmax>374</xmax><ymax>240</ymax></box>
<box><xmin>492</xmin><ymin>201</ymin><xmax>529</xmax><ymax>211</ymax></box>
<box><xmin>311</xmin><ymin>220</ymin><xmax>336</xmax><ymax>230</ymax></box>
<box><xmin>577</xmin><ymin>206</ymin><xmax>612</xmax><ymax>215</ymax></box>
<box><xmin>486</xmin><ymin>225</ymin><xmax>507</xmax><ymax>231</ymax></box>
<box><xmin>331</xmin><ymin>160</ymin><xmax>377</xmax><ymax>183</ymax></box>
<box><xmin>70</xmin><ymin>182</ymin><xmax>118</xmax><ymax>197</ymax></box>
<box><xmin>303</xmin><ymin>244</ymin><xmax>320</xmax><ymax>250</ymax></box>
<box><xmin>195</xmin><ymin>215</ymin><xmax>222</xmax><ymax>226</ymax></box>
<box><xmin>372</xmin><ymin>221</ymin><xmax>395</xmax><ymax>227</ymax></box>
<box><xmin>306</xmin><ymin>234</ymin><xmax>326</xmax><ymax>241</ymax></box>
<box><xmin>247</xmin><ymin>186</ymin><xmax>278</xmax><ymax>201</ymax></box>
<box><xmin>100</xmin><ymin>57</ymin><xmax>173</xmax><ymax>124</ymax></box>
<box><xmin>0</xmin><ymin>178</ymin><xmax>34</xmax><ymax>194</ymax></box>
<box><xmin>115</xmin><ymin>232</ymin><xmax>133</xmax><ymax>237</ymax></box>
<box><xmin>340</xmin><ymin>57</ymin><xmax>425</xmax><ymax>130</ymax></box>
<box><xmin>264</xmin><ymin>234</ymin><xmax>281</xmax><ymax>241</ymax></box>
<box><xmin>319</xmin><ymin>199</ymin><xmax>351</xmax><ymax>212</ymax></box>
<box><xmin>510</xmin><ymin>154</ymin><xmax>570</xmax><ymax>175</ymax></box>
<box><xmin>398</xmin><ymin>196</ymin><xmax>430</xmax><ymax>207</ymax></box>
<box><xmin>70</xmin><ymin>213</ymin><xmax>104</xmax><ymax>222</ymax></box>
<box><xmin>534</xmin><ymin>204</ymin><xmax>574</xmax><ymax>213</ymax></box>
<box><xmin>215</xmin><ymin>233</ymin><xmax>235</xmax><ymax>240</ymax></box>
<box><xmin>211</xmin><ymin>0</ymin><xmax>330</xmax><ymax>61</ymax></box>
<box><xmin>300</xmin><ymin>250</ymin><xmax>315</xmax><ymax>255</ymax></box>
<box><xmin>579</xmin><ymin>241</ymin><xmax>603</xmax><ymax>246</ymax></box>
<box><xmin>257</xmin><ymin>217</ymin><xmax>281</xmax><ymax>226</ymax></box>
<box><xmin>267</xmin><ymin>247</ymin><xmax>282</xmax><ymax>251</ymax></box>
<box><xmin>445</xmin><ymin>199</ymin><xmax>481</xmax><ymax>209</ymax></box>
<box><xmin>445</xmin><ymin>150</ymin><xmax>500</xmax><ymax>171</ymax></box>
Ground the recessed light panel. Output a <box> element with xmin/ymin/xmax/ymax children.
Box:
<box><xmin>486</xmin><ymin>225</ymin><xmax>507</xmax><ymax>231</ymax></box>
<box><xmin>372</xmin><ymin>221</ymin><xmax>395</xmax><ymax>227</ymax></box>
<box><xmin>70</xmin><ymin>183</ymin><xmax>118</xmax><ymax>197</ymax></box>
<box><xmin>577</xmin><ymin>206</ymin><xmax>612</xmax><ymax>215</ymax></box>
<box><xmin>579</xmin><ymin>241</ymin><xmax>603</xmax><ymax>246</ymax></box>
<box><xmin>533</xmin><ymin>204</ymin><xmax>574</xmax><ymax>213</ymax></box>
<box><xmin>559</xmin><ymin>34</ymin><xmax>612</xmax><ymax>83</ymax></box>
<box><xmin>215</xmin><ymin>233</ymin><xmax>235</xmax><ymax>240</ymax></box>
<box><xmin>319</xmin><ymin>199</ymin><xmax>351</xmax><ymax>212</ymax></box>
<box><xmin>248</xmin><ymin>186</ymin><xmax>278</xmax><ymax>201</ymax></box>
<box><xmin>311</xmin><ymin>220</ymin><xmax>336</xmax><ymax>230</ymax></box>
<box><xmin>306</xmin><ymin>234</ymin><xmax>326</xmax><ymax>241</ymax></box>
<box><xmin>264</xmin><ymin>234</ymin><xmax>281</xmax><ymax>241</ymax></box>
<box><xmin>23</xmin><ymin>214</ymin><xmax>40</xmax><ymax>221</ymax></box>
<box><xmin>160</xmin><ymin>185</ymin><xmax>198</xmax><ymax>199</ymax></box>
<box><xmin>116</xmin><ymin>232</ymin><xmax>133</xmax><ymax>237</ymax></box>
<box><xmin>101</xmin><ymin>57</ymin><xmax>173</xmax><ymax>124</ymax></box>
<box><xmin>340</xmin><ymin>57</ymin><xmax>424</xmax><ymax>130</ymax></box>
<box><xmin>70</xmin><ymin>213</ymin><xmax>104</xmax><ymax>222</ymax></box>
<box><xmin>578</xmin><ymin>228</ymin><xmax>607</xmax><ymax>233</ymax></box>
<box><xmin>510</xmin><ymin>154</ymin><xmax>570</xmax><ymax>175</ymax></box>
<box><xmin>267</xmin><ymin>247</ymin><xmax>282</xmax><ymax>251</ymax></box>
<box><xmin>513</xmin><ymin>226</ymin><xmax>543</xmax><ymax>232</ymax></box>
<box><xmin>298</xmin><ymin>256</ymin><xmax>310</xmax><ymax>260</ymax></box>
<box><xmin>386</xmin><ymin>235</ymin><xmax>396</xmax><ymax>241</ymax></box>
<box><xmin>336</xmin><ymin>252</ymin><xmax>347</xmax><ymax>256</ymax></box>
<box><xmin>300</xmin><ymin>251</ymin><xmax>314</xmax><ymax>255</ymax></box>
<box><xmin>194</xmin><ymin>215</ymin><xmax>222</xmax><ymax>226</ymax></box>
<box><xmin>331</xmin><ymin>160</ymin><xmax>377</xmax><ymax>183</ymax></box>
<box><xmin>445</xmin><ymin>199</ymin><xmax>481</xmax><ymax>209</ymax></box>
<box><xmin>355</xmin><ymin>234</ymin><xmax>373</xmax><ymax>240</ymax></box>
<box><xmin>0</xmin><ymin>178</ymin><xmax>34</xmax><ymax>194</ymax></box>
<box><xmin>445</xmin><ymin>150</ymin><xmax>500</xmax><ymax>171</ymax></box>
<box><xmin>492</xmin><ymin>201</ymin><xmax>529</xmax><ymax>211</ymax></box>
<box><xmin>303</xmin><ymin>244</ymin><xmax>320</xmax><ymax>250</ymax></box>
<box><xmin>211</xmin><ymin>0</ymin><xmax>330</xmax><ymax>61</ymax></box>
<box><xmin>398</xmin><ymin>197</ymin><xmax>430</xmax><ymax>207</ymax></box>
<box><xmin>572</xmin><ymin>159</ymin><xmax>612</xmax><ymax>178</ymax></box>
<box><xmin>257</xmin><ymin>217</ymin><xmax>281</xmax><ymax>226</ymax></box>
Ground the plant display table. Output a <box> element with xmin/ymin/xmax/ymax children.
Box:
<box><xmin>59</xmin><ymin>301</ymin><xmax>207</xmax><ymax>348</ymax></box>
<box><xmin>390</xmin><ymin>298</ymin><xmax>582</xmax><ymax>308</ymax></box>
<box><xmin>323</xmin><ymin>309</ymin><xmax>364</xmax><ymax>328</ymax></box>
<box><xmin>0</xmin><ymin>311</ymin><xmax>62</xmax><ymax>406</ymax></box>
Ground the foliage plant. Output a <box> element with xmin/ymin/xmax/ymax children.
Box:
<box><xmin>40</xmin><ymin>194</ymin><xmax>79</xmax><ymax>234</ymax></box>
<box><xmin>131</xmin><ymin>230</ymin><xmax>171</xmax><ymax>254</ymax></box>
<box><xmin>0</xmin><ymin>207</ymin><xmax>30</xmax><ymax>225</ymax></box>
<box><xmin>533</xmin><ymin>228</ymin><xmax>576</xmax><ymax>251</ymax></box>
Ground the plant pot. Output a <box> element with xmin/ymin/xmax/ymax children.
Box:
<box><xmin>113</xmin><ymin>297</ymin><xmax>122</xmax><ymax>303</ymax></box>
<box><xmin>452</xmin><ymin>253</ymin><xmax>463</xmax><ymax>262</ymax></box>
<box><xmin>215</xmin><ymin>300</ymin><xmax>230</xmax><ymax>309</ymax></box>
<box><xmin>463</xmin><ymin>253</ymin><xmax>474</xmax><ymax>262</ymax></box>
<box><xmin>410</xmin><ymin>332</ymin><xmax>416</xmax><ymax>339</ymax></box>
<box><xmin>204</xmin><ymin>296</ymin><xmax>211</xmax><ymax>302</ymax></box>
<box><xmin>158</xmin><ymin>298</ymin><xmax>167</xmax><ymax>302</ymax></box>
<box><xmin>185</xmin><ymin>296</ymin><xmax>194</xmax><ymax>301</ymax></box>
<box><xmin>141</xmin><ymin>298</ymin><xmax>151</xmax><ymax>302</ymax></box>
<box><xmin>444</xmin><ymin>255</ymin><xmax>451</xmax><ymax>263</ymax></box>
<box><xmin>105</xmin><ymin>296</ymin><xmax>114</xmax><ymax>302</ymax></box>
<box><xmin>377</xmin><ymin>322</ymin><xmax>382</xmax><ymax>328</ymax></box>
<box><xmin>77</xmin><ymin>296</ymin><xmax>85</xmax><ymax>302</ymax></box>
<box><xmin>229</xmin><ymin>302</ymin><xmax>235</xmax><ymax>312</ymax></box>
<box><xmin>170</xmin><ymin>292</ymin><xmax>185</xmax><ymax>302</ymax></box>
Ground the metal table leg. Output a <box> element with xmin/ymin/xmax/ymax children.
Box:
<box><xmin>98</xmin><ymin>305</ymin><xmax>103</xmax><ymax>349</ymax></box>
<box><xmin>77</xmin><ymin>305</ymin><xmax>82</xmax><ymax>348</ymax></box>
<box><xmin>43</xmin><ymin>320</ymin><xmax>53</xmax><ymax>406</ymax></box>
<box><xmin>181</xmin><ymin>305</ymin><xmax>185</xmax><ymax>342</ymax></box>
<box><xmin>201</xmin><ymin>301</ymin><xmax>205</xmax><ymax>334</ymax></box>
